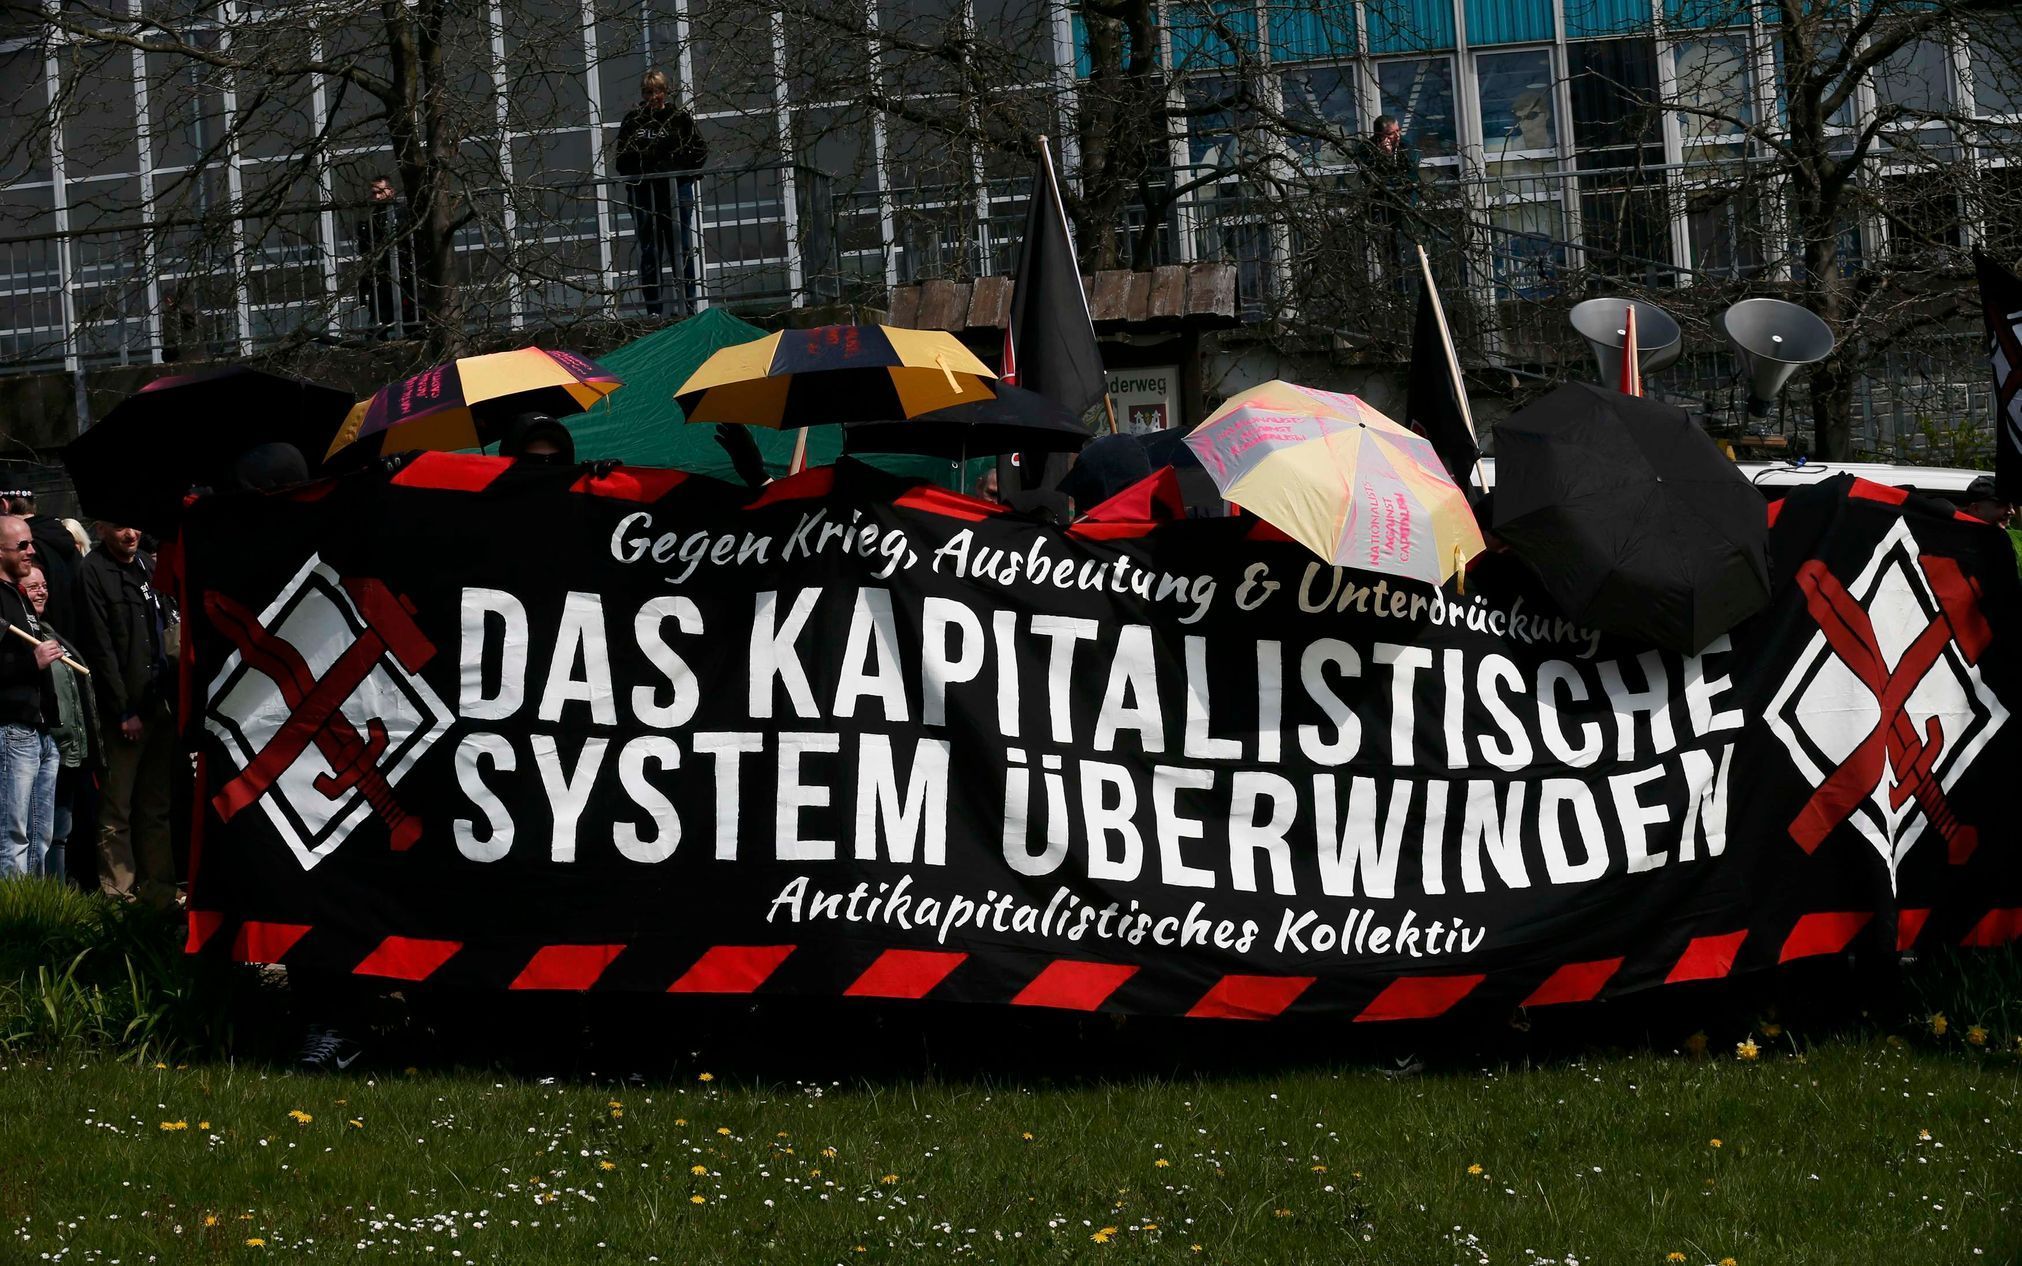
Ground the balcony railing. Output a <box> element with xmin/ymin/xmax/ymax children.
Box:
<box><xmin>0</xmin><ymin>162</ymin><xmax>843</xmax><ymax>371</ymax></box>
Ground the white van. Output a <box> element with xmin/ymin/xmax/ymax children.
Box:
<box><xmin>1474</xmin><ymin>457</ymin><xmax>1986</xmax><ymax>505</ymax></box>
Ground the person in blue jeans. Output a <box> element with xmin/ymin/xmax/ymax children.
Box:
<box><xmin>615</xmin><ymin>69</ymin><xmax>707</xmax><ymax>317</ymax></box>
<box><xmin>22</xmin><ymin>564</ymin><xmax>97</xmax><ymax>882</ymax></box>
<box><xmin>0</xmin><ymin>515</ymin><xmax>62</xmax><ymax>879</ymax></box>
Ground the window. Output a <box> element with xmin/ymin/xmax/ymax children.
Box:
<box><xmin>1568</xmin><ymin>40</ymin><xmax>1669</xmax><ymax>275</ymax></box>
<box><xmin>1873</xmin><ymin>35</ymin><xmax>1956</xmax><ymax>118</ymax></box>
<box><xmin>1970</xmin><ymin>14</ymin><xmax>2022</xmax><ymax>118</ymax></box>
<box><xmin>1477</xmin><ymin>49</ymin><xmax>1557</xmax><ymax>159</ymax></box>
<box><xmin>1475</xmin><ymin>49</ymin><xmax>1563</xmax><ymax>297</ymax></box>
<box><xmin>1282</xmin><ymin>63</ymin><xmax>1360</xmax><ymax>169</ymax></box>
<box><xmin>1672</xmin><ymin>34</ymin><xmax>1754</xmax><ymax>159</ymax></box>
<box><xmin>1376</xmin><ymin>57</ymin><xmax>1457</xmax><ymax>161</ymax></box>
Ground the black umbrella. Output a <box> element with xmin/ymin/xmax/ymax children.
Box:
<box><xmin>841</xmin><ymin>383</ymin><xmax>1090</xmax><ymax>461</ymax></box>
<box><xmin>64</xmin><ymin>366</ymin><xmax>354</xmax><ymax>533</ymax></box>
<box><xmin>1491</xmin><ymin>382</ymin><xmax>1769</xmax><ymax>654</ymax></box>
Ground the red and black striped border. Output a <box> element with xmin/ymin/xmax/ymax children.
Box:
<box><xmin>185</xmin><ymin>905</ymin><xmax>2020</xmax><ymax>1021</ymax></box>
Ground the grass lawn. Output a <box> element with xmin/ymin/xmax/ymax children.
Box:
<box><xmin>1</xmin><ymin>1038</ymin><xmax>2017</xmax><ymax>1265</ymax></box>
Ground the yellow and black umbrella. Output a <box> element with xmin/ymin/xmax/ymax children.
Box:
<box><xmin>326</xmin><ymin>346</ymin><xmax>623</xmax><ymax>460</ymax></box>
<box><xmin>675</xmin><ymin>324</ymin><xmax>995</xmax><ymax>428</ymax></box>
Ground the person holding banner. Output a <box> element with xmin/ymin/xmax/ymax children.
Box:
<box><xmin>0</xmin><ymin>515</ymin><xmax>62</xmax><ymax>879</ymax></box>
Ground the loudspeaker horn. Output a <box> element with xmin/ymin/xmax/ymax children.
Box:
<box><xmin>1570</xmin><ymin>298</ymin><xmax>1683</xmax><ymax>384</ymax></box>
<box><xmin>1719</xmin><ymin>298</ymin><xmax>1835</xmax><ymax>417</ymax></box>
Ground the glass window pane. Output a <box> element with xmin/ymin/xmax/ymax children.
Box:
<box><xmin>1282</xmin><ymin>63</ymin><xmax>1360</xmax><ymax>168</ymax></box>
<box><xmin>1476</xmin><ymin>48</ymin><xmax>1557</xmax><ymax>157</ymax></box>
<box><xmin>1673</xmin><ymin>35</ymin><xmax>1754</xmax><ymax>156</ymax></box>
<box><xmin>1874</xmin><ymin>36</ymin><xmax>1955</xmax><ymax>116</ymax></box>
<box><xmin>1567</xmin><ymin>38</ymin><xmax>1660</xmax><ymax>153</ymax></box>
<box><xmin>0</xmin><ymin>49</ymin><xmax>51</xmax><ymax>185</ymax></box>
<box><xmin>1376</xmin><ymin>56</ymin><xmax>1457</xmax><ymax>160</ymax></box>
<box><xmin>1970</xmin><ymin>15</ymin><xmax>2022</xmax><ymax>118</ymax></box>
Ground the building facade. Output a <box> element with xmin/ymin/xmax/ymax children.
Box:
<box><xmin>1</xmin><ymin>1</ymin><xmax>2015</xmax><ymax>455</ymax></box>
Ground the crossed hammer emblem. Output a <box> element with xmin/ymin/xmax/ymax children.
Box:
<box><xmin>1787</xmin><ymin>553</ymin><xmax>1991</xmax><ymax>864</ymax></box>
<box><xmin>206</xmin><ymin>576</ymin><xmax>437</xmax><ymax>852</ymax></box>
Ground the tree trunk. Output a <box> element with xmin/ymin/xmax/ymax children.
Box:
<box><xmin>382</xmin><ymin>0</ymin><xmax>464</xmax><ymax>357</ymax></box>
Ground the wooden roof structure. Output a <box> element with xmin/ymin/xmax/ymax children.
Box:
<box><xmin>885</xmin><ymin>263</ymin><xmax>1240</xmax><ymax>333</ymax></box>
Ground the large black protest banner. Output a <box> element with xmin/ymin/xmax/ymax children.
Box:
<box><xmin>180</xmin><ymin>457</ymin><xmax>2022</xmax><ymax>1020</ymax></box>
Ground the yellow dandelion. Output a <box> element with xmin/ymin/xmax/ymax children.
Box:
<box><xmin>1708</xmin><ymin>1138</ymin><xmax>1722</xmax><ymax>1149</ymax></box>
<box><xmin>610</xmin><ymin>1108</ymin><xmax>623</xmax><ymax>1119</ymax></box>
<box><xmin>609</xmin><ymin>1099</ymin><xmax>623</xmax><ymax>1108</ymax></box>
<box><xmin>153</xmin><ymin>1062</ymin><xmax>167</xmax><ymax>1070</ymax></box>
<box><xmin>1191</xmin><ymin>1246</ymin><xmax>1203</xmax><ymax>1254</ymax></box>
<box><xmin>1930</xmin><ymin>1013</ymin><xmax>1949</xmax><ymax>1036</ymax></box>
<box><xmin>698</xmin><ymin>1072</ymin><xmax>715</xmax><ymax>1083</ymax></box>
<box><xmin>245</xmin><ymin>1238</ymin><xmax>267</xmax><ymax>1248</ymax></box>
<box><xmin>1918</xmin><ymin>1128</ymin><xmax>1932</xmax><ymax>1141</ymax></box>
<box><xmin>1966</xmin><ymin>1025</ymin><xmax>1988</xmax><ymax>1046</ymax></box>
<box><xmin>879</xmin><ymin>1173</ymin><xmax>899</xmax><ymax>1184</ymax></box>
<box><xmin>691</xmin><ymin>1164</ymin><xmax>709</xmax><ymax>1175</ymax></box>
<box><xmin>1311</xmin><ymin>1164</ymin><xmax>1327</xmax><ymax>1173</ymax></box>
<box><xmin>160</xmin><ymin>1120</ymin><xmax>188</xmax><ymax>1131</ymax></box>
<box><xmin>204</xmin><ymin>1215</ymin><xmax>219</xmax><ymax>1228</ymax></box>
<box><xmin>854</xmin><ymin>1248</ymin><xmax>867</xmax><ymax>1254</ymax></box>
<box><xmin>1155</xmin><ymin>1158</ymin><xmax>1171</xmax><ymax>1168</ymax></box>
<box><xmin>716</xmin><ymin>1127</ymin><xmax>731</xmax><ymax>1136</ymax></box>
<box><xmin>287</xmin><ymin>1110</ymin><xmax>313</xmax><ymax>1124</ymax></box>
<box><xmin>1734</xmin><ymin>1038</ymin><xmax>1760</xmax><ymax>1061</ymax></box>
<box><xmin>347</xmin><ymin>1119</ymin><xmax>364</xmax><ymax>1129</ymax></box>
<box><xmin>808</xmin><ymin>1168</ymin><xmax>821</xmax><ymax>1177</ymax></box>
<box><xmin>821</xmin><ymin>1146</ymin><xmax>838</xmax><ymax>1158</ymax></box>
<box><xmin>1273</xmin><ymin>1208</ymin><xmax>1292</xmax><ymax>1218</ymax></box>
<box><xmin>776</xmin><ymin>1131</ymin><xmax>789</xmax><ymax>1138</ymax></box>
<box><xmin>1667</xmin><ymin>1255</ymin><xmax>1687</xmax><ymax>1263</ymax></box>
<box><xmin>1020</xmin><ymin>1132</ymin><xmax>1034</xmax><ymax>1141</ymax></box>
<box><xmin>1466</xmin><ymin>1163</ymin><xmax>1483</xmax><ymax>1176</ymax></box>
<box><xmin>1719</xmin><ymin>1259</ymin><xmax>1738</xmax><ymax>1266</ymax></box>
<box><xmin>1092</xmin><ymin>1230</ymin><xmax>1112</xmax><ymax>1244</ymax></box>
<box><xmin>689</xmin><ymin>1194</ymin><xmax>706</xmax><ymax>1205</ymax></box>
<box><xmin>599</xmin><ymin>1160</ymin><xmax>616</xmax><ymax>1171</ymax></box>
<box><xmin>1759</xmin><ymin>1021</ymin><xmax>1783</xmax><ymax>1038</ymax></box>
<box><xmin>198</xmin><ymin>1121</ymin><xmax>211</xmax><ymax>1131</ymax></box>
<box><xmin>675</xmin><ymin>1118</ymin><xmax>687</xmax><ymax>1126</ymax></box>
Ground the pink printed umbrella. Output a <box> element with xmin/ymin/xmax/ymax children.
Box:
<box><xmin>1184</xmin><ymin>381</ymin><xmax>1483</xmax><ymax>586</ymax></box>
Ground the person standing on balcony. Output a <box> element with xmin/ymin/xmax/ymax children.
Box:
<box><xmin>615</xmin><ymin>70</ymin><xmax>708</xmax><ymax>318</ymax></box>
<box><xmin>356</xmin><ymin>175</ymin><xmax>417</xmax><ymax>339</ymax></box>
<box><xmin>1357</xmin><ymin>116</ymin><xmax>1419</xmax><ymax>289</ymax></box>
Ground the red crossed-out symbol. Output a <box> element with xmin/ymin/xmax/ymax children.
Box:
<box><xmin>207</xmin><ymin>575</ymin><xmax>437</xmax><ymax>852</ymax></box>
<box><xmin>1787</xmin><ymin>553</ymin><xmax>1992</xmax><ymax>864</ymax></box>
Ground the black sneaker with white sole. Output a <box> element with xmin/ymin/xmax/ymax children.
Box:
<box><xmin>295</xmin><ymin>1026</ymin><xmax>365</xmax><ymax>1073</ymax></box>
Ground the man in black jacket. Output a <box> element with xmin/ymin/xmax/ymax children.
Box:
<box><xmin>614</xmin><ymin>70</ymin><xmax>707</xmax><ymax>318</ymax></box>
<box><xmin>78</xmin><ymin>521</ymin><xmax>178</xmax><ymax>907</ymax></box>
<box><xmin>356</xmin><ymin>175</ymin><xmax>417</xmax><ymax>338</ymax></box>
<box><xmin>0</xmin><ymin>515</ymin><xmax>63</xmax><ymax>880</ymax></box>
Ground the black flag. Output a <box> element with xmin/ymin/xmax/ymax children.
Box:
<box><xmin>1405</xmin><ymin>268</ymin><xmax>1480</xmax><ymax>492</ymax></box>
<box><xmin>1974</xmin><ymin>251</ymin><xmax>2022</xmax><ymax>502</ymax></box>
<box><xmin>1004</xmin><ymin>140</ymin><xmax>1104</xmax><ymax>419</ymax></box>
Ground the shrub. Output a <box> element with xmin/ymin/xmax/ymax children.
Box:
<box><xmin>0</xmin><ymin>879</ymin><xmax>236</xmax><ymax>1062</ymax></box>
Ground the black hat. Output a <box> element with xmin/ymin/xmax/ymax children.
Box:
<box><xmin>1966</xmin><ymin>474</ymin><xmax>2000</xmax><ymax>501</ymax></box>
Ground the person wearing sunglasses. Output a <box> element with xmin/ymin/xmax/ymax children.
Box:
<box><xmin>0</xmin><ymin>515</ymin><xmax>64</xmax><ymax>881</ymax></box>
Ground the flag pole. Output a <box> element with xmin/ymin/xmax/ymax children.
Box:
<box><xmin>1036</xmin><ymin>134</ymin><xmax>1116</xmax><ymax>436</ymax></box>
<box><xmin>1416</xmin><ymin>244</ymin><xmax>1484</xmax><ymax>489</ymax></box>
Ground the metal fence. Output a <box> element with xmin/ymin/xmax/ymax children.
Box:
<box><xmin>0</xmin><ymin>163</ymin><xmax>844</xmax><ymax>372</ymax></box>
<box><xmin>0</xmin><ymin>151</ymin><xmax>1998</xmax><ymax>463</ymax></box>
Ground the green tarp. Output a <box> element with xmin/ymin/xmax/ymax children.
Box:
<box><xmin>566</xmin><ymin>309</ymin><xmax>984</xmax><ymax>488</ymax></box>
